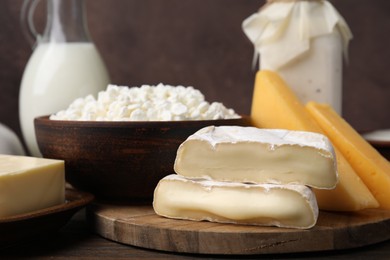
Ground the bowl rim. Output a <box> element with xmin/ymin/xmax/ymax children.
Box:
<box><xmin>34</xmin><ymin>115</ymin><xmax>250</xmax><ymax>128</ymax></box>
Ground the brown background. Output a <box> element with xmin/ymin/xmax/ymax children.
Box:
<box><xmin>1</xmin><ymin>0</ymin><xmax>389</xmax><ymax>148</ymax></box>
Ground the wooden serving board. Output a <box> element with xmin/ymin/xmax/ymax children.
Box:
<box><xmin>87</xmin><ymin>202</ymin><xmax>390</xmax><ymax>255</ymax></box>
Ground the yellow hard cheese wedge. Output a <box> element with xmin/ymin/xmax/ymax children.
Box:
<box><xmin>251</xmin><ymin>70</ymin><xmax>379</xmax><ymax>211</ymax></box>
<box><xmin>306</xmin><ymin>102</ymin><xmax>390</xmax><ymax>209</ymax></box>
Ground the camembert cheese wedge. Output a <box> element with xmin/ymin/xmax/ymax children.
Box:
<box><xmin>153</xmin><ymin>174</ymin><xmax>319</xmax><ymax>229</ymax></box>
<box><xmin>0</xmin><ymin>155</ymin><xmax>65</xmax><ymax>217</ymax></box>
<box><xmin>174</xmin><ymin>126</ymin><xmax>337</xmax><ymax>189</ymax></box>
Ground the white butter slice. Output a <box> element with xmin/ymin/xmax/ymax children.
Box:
<box><xmin>0</xmin><ymin>155</ymin><xmax>65</xmax><ymax>217</ymax></box>
<box><xmin>153</xmin><ymin>174</ymin><xmax>318</xmax><ymax>229</ymax></box>
<box><xmin>174</xmin><ymin>126</ymin><xmax>338</xmax><ymax>189</ymax></box>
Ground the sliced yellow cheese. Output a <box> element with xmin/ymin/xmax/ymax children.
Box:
<box><xmin>0</xmin><ymin>155</ymin><xmax>65</xmax><ymax>217</ymax></box>
<box><xmin>251</xmin><ymin>70</ymin><xmax>320</xmax><ymax>131</ymax></box>
<box><xmin>250</xmin><ymin>70</ymin><xmax>379</xmax><ymax>211</ymax></box>
<box><xmin>306</xmin><ymin>102</ymin><xmax>390</xmax><ymax>209</ymax></box>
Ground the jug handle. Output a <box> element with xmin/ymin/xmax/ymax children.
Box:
<box><xmin>21</xmin><ymin>0</ymin><xmax>42</xmax><ymax>49</ymax></box>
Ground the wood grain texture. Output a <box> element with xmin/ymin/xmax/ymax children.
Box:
<box><xmin>87</xmin><ymin>202</ymin><xmax>390</xmax><ymax>255</ymax></box>
<box><xmin>35</xmin><ymin>116</ymin><xmax>251</xmax><ymax>201</ymax></box>
<box><xmin>1</xmin><ymin>209</ymin><xmax>390</xmax><ymax>258</ymax></box>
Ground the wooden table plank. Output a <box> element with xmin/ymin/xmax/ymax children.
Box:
<box><xmin>87</xmin><ymin>203</ymin><xmax>390</xmax><ymax>255</ymax></box>
<box><xmin>1</xmin><ymin>209</ymin><xmax>390</xmax><ymax>259</ymax></box>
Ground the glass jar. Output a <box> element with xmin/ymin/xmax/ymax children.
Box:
<box><xmin>243</xmin><ymin>0</ymin><xmax>352</xmax><ymax>114</ymax></box>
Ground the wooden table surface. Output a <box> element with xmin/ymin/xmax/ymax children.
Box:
<box><xmin>1</xmin><ymin>209</ymin><xmax>390</xmax><ymax>259</ymax></box>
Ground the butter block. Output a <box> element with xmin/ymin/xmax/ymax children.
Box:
<box><xmin>0</xmin><ymin>155</ymin><xmax>65</xmax><ymax>217</ymax></box>
<box><xmin>153</xmin><ymin>174</ymin><xmax>318</xmax><ymax>229</ymax></box>
<box><xmin>174</xmin><ymin>126</ymin><xmax>337</xmax><ymax>189</ymax></box>
<box><xmin>306</xmin><ymin>102</ymin><xmax>390</xmax><ymax>209</ymax></box>
<box><xmin>250</xmin><ymin>70</ymin><xmax>379</xmax><ymax>211</ymax></box>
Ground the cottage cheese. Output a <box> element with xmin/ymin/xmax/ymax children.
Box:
<box><xmin>50</xmin><ymin>84</ymin><xmax>240</xmax><ymax>121</ymax></box>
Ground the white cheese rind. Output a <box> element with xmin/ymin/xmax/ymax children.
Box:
<box><xmin>174</xmin><ymin>126</ymin><xmax>338</xmax><ymax>189</ymax></box>
<box><xmin>153</xmin><ymin>174</ymin><xmax>319</xmax><ymax>229</ymax></box>
<box><xmin>0</xmin><ymin>155</ymin><xmax>65</xmax><ymax>217</ymax></box>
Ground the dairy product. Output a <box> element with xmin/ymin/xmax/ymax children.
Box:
<box><xmin>0</xmin><ymin>155</ymin><xmax>65</xmax><ymax>217</ymax></box>
<box><xmin>242</xmin><ymin>0</ymin><xmax>352</xmax><ymax>114</ymax></box>
<box><xmin>153</xmin><ymin>174</ymin><xmax>318</xmax><ymax>229</ymax></box>
<box><xmin>251</xmin><ymin>70</ymin><xmax>320</xmax><ymax>131</ymax></box>
<box><xmin>250</xmin><ymin>70</ymin><xmax>379</xmax><ymax>211</ymax></box>
<box><xmin>306</xmin><ymin>102</ymin><xmax>390</xmax><ymax>209</ymax></box>
<box><xmin>19</xmin><ymin>42</ymin><xmax>110</xmax><ymax>156</ymax></box>
<box><xmin>50</xmin><ymin>84</ymin><xmax>239</xmax><ymax>121</ymax></box>
<box><xmin>174</xmin><ymin>126</ymin><xmax>337</xmax><ymax>189</ymax></box>
<box><xmin>261</xmin><ymin>32</ymin><xmax>343</xmax><ymax>113</ymax></box>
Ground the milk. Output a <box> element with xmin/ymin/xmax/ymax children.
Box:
<box><xmin>19</xmin><ymin>42</ymin><xmax>110</xmax><ymax>156</ymax></box>
<box><xmin>242</xmin><ymin>0</ymin><xmax>352</xmax><ymax>115</ymax></box>
<box><xmin>260</xmin><ymin>31</ymin><xmax>343</xmax><ymax>113</ymax></box>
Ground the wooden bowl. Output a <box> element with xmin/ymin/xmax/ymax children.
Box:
<box><xmin>34</xmin><ymin>116</ymin><xmax>251</xmax><ymax>202</ymax></box>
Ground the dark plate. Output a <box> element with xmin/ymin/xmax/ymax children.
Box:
<box><xmin>0</xmin><ymin>189</ymin><xmax>94</xmax><ymax>244</ymax></box>
<box><xmin>363</xmin><ymin>129</ymin><xmax>390</xmax><ymax>160</ymax></box>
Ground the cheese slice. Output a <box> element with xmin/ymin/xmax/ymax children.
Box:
<box><xmin>0</xmin><ymin>155</ymin><xmax>65</xmax><ymax>217</ymax></box>
<box><xmin>250</xmin><ymin>70</ymin><xmax>379</xmax><ymax>211</ymax></box>
<box><xmin>153</xmin><ymin>174</ymin><xmax>318</xmax><ymax>229</ymax></box>
<box><xmin>174</xmin><ymin>126</ymin><xmax>337</xmax><ymax>189</ymax></box>
<box><xmin>306</xmin><ymin>102</ymin><xmax>390</xmax><ymax>209</ymax></box>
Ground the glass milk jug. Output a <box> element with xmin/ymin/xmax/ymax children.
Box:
<box><xmin>20</xmin><ymin>0</ymin><xmax>110</xmax><ymax>156</ymax></box>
